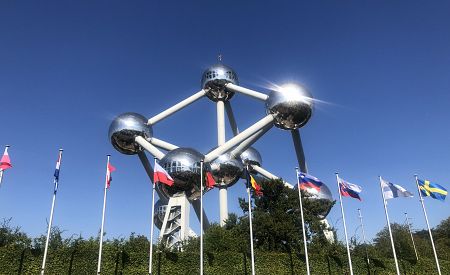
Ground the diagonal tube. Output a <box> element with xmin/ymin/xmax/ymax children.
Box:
<box><xmin>137</xmin><ymin>151</ymin><xmax>155</xmax><ymax>184</ymax></box>
<box><xmin>250</xmin><ymin>165</ymin><xmax>293</xmax><ymax>188</ymax></box>
<box><xmin>135</xmin><ymin>136</ymin><xmax>165</xmax><ymax>160</ymax></box>
<box><xmin>291</xmin><ymin>129</ymin><xmax>308</xmax><ymax>173</ymax></box>
<box><xmin>224</xmin><ymin>101</ymin><xmax>240</xmax><ymax>136</ymax></box>
<box><xmin>230</xmin><ymin>123</ymin><xmax>272</xmax><ymax>159</ymax></box>
<box><xmin>150</xmin><ymin>137</ymin><xmax>179</xmax><ymax>151</ymax></box>
<box><xmin>148</xmin><ymin>89</ymin><xmax>207</xmax><ymax>125</ymax></box>
<box><xmin>192</xmin><ymin>199</ymin><xmax>210</xmax><ymax>231</ymax></box>
<box><xmin>204</xmin><ymin>115</ymin><xmax>274</xmax><ymax>162</ymax></box>
<box><xmin>225</xmin><ymin>83</ymin><xmax>268</xmax><ymax>101</ymax></box>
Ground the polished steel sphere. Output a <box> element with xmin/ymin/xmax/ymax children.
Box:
<box><xmin>201</xmin><ymin>63</ymin><xmax>238</xmax><ymax>101</ymax></box>
<box><xmin>109</xmin><ymin>112</ymin><xmax>153</xmax><ymax>155</ymax></box>
<box><xmin>294</xmin><ymin>182</ymin><xmax>333</xmax><ymax>218</ymax></box>
<box><xmin>240</xmin><ymin>147</ymin><xmax>262</xmax><ymax>166</ymax></box>
<box><xmin>265</xmin><ymin>83</ymin><xmax>313</xmax><ymax>130</ymax></box>
<box><xmin>209</xmin><ymin>152</ymin><xmax>244</xmax><ymax>187</ymax></box>
<box><xmin>154</xmin><ymin>199</ymin><xmax>167</xmax><ymax>230</ymax></box>
<box><xmin>157</xmin><ymin>148</ymin><xmax>208</xmax><ymax>201</ymax></box>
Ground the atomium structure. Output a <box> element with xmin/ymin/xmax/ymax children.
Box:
<box><xmin>108</xmin><ymin>60</ymin><xmax>335</xmax><ymax>248</ymax></box>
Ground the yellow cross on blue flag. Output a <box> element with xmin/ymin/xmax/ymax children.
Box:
<box><xmin>418</xmin><ymin>179</ymin><xmax>447</xmax><ymax>201</ymax></box>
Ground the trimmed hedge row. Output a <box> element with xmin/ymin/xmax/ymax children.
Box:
<box><xmin>1</xmin><ymin>243</ymin><xmax>448</xmax><ymax>274</ymax></box>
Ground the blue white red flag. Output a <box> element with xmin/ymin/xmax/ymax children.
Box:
<box><xmin>297</xmin><ymin>172</ymin><xmax>323</xmax><ymax>192</ymax></box>
<box><xmin>338</xmin><ymin>177</ymin><xmax>362</xmax><ymax>201</ymax></box>
<box><xmin>54</xmin><ymin>152</ymin><xmax>62</xmax><ymax>181</ymax></box>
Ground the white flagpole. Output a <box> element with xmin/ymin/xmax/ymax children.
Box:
<box><xmin>295</xmin><ymin>168</ymin><xmax>310</xmax><ymax>275</ymax></box>
<box><xmin>379</xmin><ymin>176</ymin><xmax>400</xmax><ymax>275</ymax></box>
<box><xmin>414</xmin><ymin>175</ymin><xmax>441</xmax><ymax>275</ymax></box>
<box><xmin>357</xmin><ymin>208</ymin><xmax>370</xmax><ymax>266</ymax></box>
<box><xmin>41</xmin><ymin>149</ymin><xmax>63</xmax><ymax>275</ymax></box>
<box><xmin>0</xmin><ymin>145</ymin><xmax>11</xmax><ymax>187</ymax></box>
<box><xmin>246</xmin><ymin>165</ymin><xmax>256</xmax><ymax>275</ymax></box>
<box><xmin>404</xmin><ymin>212</ymin><xmax>419</xmax><ymax>261</ymax></box>
<box><xmin>97</xmin><ymin>155</ymin><xmax>110</xmax><ymax>275</ymax></box>
<box><xmin>148</xmin><ymin>158</ymin><xmax>157</xmax><ymax>275</ymax></box>
<box><xmin>335</xmin><ymin>173</ymin><xmax>353</xmax><ymax>275</ymax></box>
<box><xmin>200</xmin><ymin>160</ymin><xmax>204</xmax><ymax>275</ymax></box>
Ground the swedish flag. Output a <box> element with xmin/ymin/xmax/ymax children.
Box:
<box><xmin>418</xmin><ymin>179</ymin><xmax>447</xmax><ymax>201</ymax></box>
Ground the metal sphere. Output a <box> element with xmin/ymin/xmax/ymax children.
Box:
<box><xmin>108</xmin><ymin>112</ymin><xmax>153</xmax><ymax>155</ymax></box>
<box><xmin>201</xmin><ymin>63</ymin><xmax>239</xmax><ymax>101</ymax></box>
<box><xmin>240</xmin><ymin>147</ymin><xmax>262</xmax><ymax>166</ymax></box>
<box><xmin>209</xmin><ymin>152</ymin><xmax>244</xmax><ymax>187</ymax></box>
<box><xmin>265</xmin><ymin>83</ymin><xmax>314</xmax><ymax>130</ymax></box>
<box><xmin>294</xmin><ymin>182</ymin><xmax>333</xmax><ymax>218</ymax></box>
<box><xmin>154</xmin><ymin>199</ymin><xmax>167</xmax><ymax>230</ymax></box>
<box><xmin>157</xmin><ymin>148</ymin><xmax>208</xmax><ymax>201</ymax></box>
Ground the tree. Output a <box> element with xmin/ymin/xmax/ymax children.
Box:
<box><xmin>239</xmin><ymin>178</ymin><xmax>334</xmax><ymax>253</ymax></box>
<box><xmin>373</xmin><ymin>223</ymin><xmax>417</xmax><ymax>262</ymax></box>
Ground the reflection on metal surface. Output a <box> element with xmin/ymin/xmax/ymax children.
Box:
<box><xmin>294</xmin><ymin>182</ymin><xmax>334</xmax><ymax>218</ymax></box>
<box><xmin>154</xmin><ymin>199</ymin><xmax>167</xmax><ymax>230</ymax></box>
<box><xmin>240</xmin><ymin>147</ymin><xmax>262</xmax><ymax>166</ymax></box>
<box><xmin>266</xmin><ymin>83</ymin><xmax>313</xmax><ymax>130</ymax></box>
<box><xmin>201</xmin><ymin>63</ymin><xmax>238</xmax><ymax>101</ymax></box>
<box><xmin>109</xmin><ymin>112</ymin><xmax>153</xmax><ymax>155</ymax></box>
<box><xmin>209</xmin><ymin>152</ymin><xmax>243</xmax><ymax>187</ymax></box>
<box><xmin>157</xmin><ymin>148</ymin><xmax>209</xmax><ymax>201</ymax></box>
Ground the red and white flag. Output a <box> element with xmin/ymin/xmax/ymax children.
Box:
<box><xmin>206</xmin><ymin>171</ymin><xmax>216</xmax><ymax>189</ymax></box>
<box><xmin>154</xmin><ymin>162</ymin><xmax>174</xmax><ymax>186</ymax></box>
<box><xmin>106</xmin><ymin>163</ymin><xmax>116</xmax><ymax>189</ymax></box>
<box><xmin>0</xmin><ymin>147</ymin><xmax>12</xmax><ymax>171</ymax></box>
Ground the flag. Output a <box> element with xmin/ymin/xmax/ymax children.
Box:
<box><xmin>380</xmin><ymin>178</ymin><xmax>413</xmax><ymax>200</ymax></box>
<box><xmin>338</xmin><ymin>177</ymin><xmax>362</xmax><ymax>201</ymax></box>
<box><xmin>106</xmin><ymin>163</ymin><xmax>115</xmax><ymax>188</ymax></box>
<box><xmin>54</xmin><ymin>152</ymin><xmax>62</xmax><ymax>181</ymax></box>
<box><xmin>298</xmin><ymin>172</ymin><xmax>323</xmax><ymax>192</ymax></box>
<box><xmin>206</xmin><ymin>171</ymin><xmax>216</xmax><ymax>189</ymax></box>
<box><xmin>154</xmin><ymin>162</ymin><xmax>174</xmax><ymax>186</ymax></box>
<box><xmin>418</xmin><ymin>179</ymin><xmax>447</xmax><ymax>201</ymax></box>
<box><xmin>0</xmin><ymin>147</ymin><xmax>12</xmax><ymax>171</ymax></box>
<box><xmin>250</xmin><ymin>175</ymin><xmax>263</xmax><ymax>196</ymax></box>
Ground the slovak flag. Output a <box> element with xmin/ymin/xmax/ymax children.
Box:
<box><xmin>338</xmin><ymin>176</ymin><xmax>362</xmax><ymax>201</ymax></box>
<box><xmin>206</xmin><ymin>171</ymin><xmax>216</xmax><ymax>189</ymax></box>
<box><xmin>54</xmin><ymin>152</ymin><xmax>62</xmax><ymax>181</ymax></box>
<box><xmin>0</xmin><ymin>147</ymin><xmax>12</xmax><ymax>171</ymax></box>
<box><xmin>106</xmin><ymin>162</ymin><xmax>116</xmax><ymax>188</ymax></box>
<box><xmin>154</xmin><ymin>162</ymin><xmax>174</xmax><ymax>186</ymax></box>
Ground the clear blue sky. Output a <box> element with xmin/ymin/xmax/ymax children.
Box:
<box><xmin>0</xmin><ymin>1</ymin><xmax>449</xmax><ymax>244</ymax></box>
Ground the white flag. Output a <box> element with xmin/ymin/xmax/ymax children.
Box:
<box><xmin>381</xmin><ymin>178</ymin><xmax>413</xmax><ymax>200</ymax></box>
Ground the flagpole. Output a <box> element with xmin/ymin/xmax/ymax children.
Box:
<box><xmin>97</xmin><ymin>155</ymin><xmax>110</xmax><ymax>275</ymax></box>
<box><xmin>404</xmin><ymin>212</ymin><xmax>419</xmax><ymax>261</ymax></box>
<box><xmin>357</xmin><ymin>208</ymin><xmax>370</xmax><ymax>267</ymax></box>
<box><xmin>246</xmin><ymin>165</ymin><xmax>256</xmax><ymax>275</ymax></box>
<box><xmin>148</xmin><ymin>158</ymin><xmax>157</xmax><ymax>275</ymax></box>
<box><xmin>200</xmin><ymin>160</ymin><xmax>204</xmax><ymax>275</ymax></box>
<box><xmin>41</xmin><ymin>149</ymin><xmax>63</xmax><ymax>275</ymax></box>
<box><xmin>379</xmin><ymin>176</ymin><xmax>400</xmax><ymax>275</ymax></box>
<box><xmin>335</xmin><ymin>173</ymin><xmax>353</xmax><ymax>275</ymax></box>
<box><xmin>414</xmin><ymin>175</ymin><xmax>441</xmax><ymax>275</ymax></box>
<box><xmin>0</xmin><ymin>145</ymin><xmax>11</xmax><ymax>187</ymax></box>
<box><xmin>295</xmin><ymin>168</ymin><xmax>310</xmax><ymax>275</ymax></box>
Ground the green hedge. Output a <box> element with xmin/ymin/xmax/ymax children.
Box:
<box><xmin>1</xmin><ymin>243</ymin><xmax>448</xmax><ymax>274</ymax></box>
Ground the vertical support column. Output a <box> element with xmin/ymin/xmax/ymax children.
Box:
<box><xmin>179</xmin><ymin>195</ymin><xmax>190</xmax><ymax>244</ymax></box>
<box><xmin>217</xmin><ymin>100</ymin><xmax>228</xmax><ymax>226</ymax></box>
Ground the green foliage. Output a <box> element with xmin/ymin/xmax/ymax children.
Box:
<box><xmin>0</xmin><ymin>185</ymin><xmax>449</xmax><ymax>274</ymax></box>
